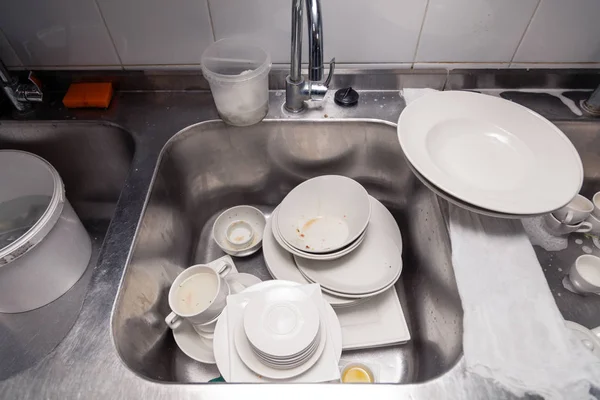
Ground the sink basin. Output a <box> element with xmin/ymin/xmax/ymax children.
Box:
<box><xmin>112</xmin><ymin>119</ymin><xmax>463</xmax><ymax>383</ymax></box>
<box><xmin>533</xmin><ymin>121</ymin><xmax>600</xmax><ymax>331</ymax></box>
<box><xmin>0</xmin><ymin>121</ymin><xmax>134</xmax><ymax>380</ymax></box>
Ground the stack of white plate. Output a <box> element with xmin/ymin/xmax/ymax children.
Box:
<box><xmin>264</xmin><ymin>175</ymin><xmax>403</xmax><ymax>305</ymax></box>
<box><xmin>397</xmin><ymin>90</ymin><xmax>583</xmax><ymax>218</ymax></box>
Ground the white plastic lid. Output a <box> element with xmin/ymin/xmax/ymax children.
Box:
<box><xmin>0</xmin><ymin>151</ymin><xmax>65</xmax><ymax>266</ymax></box>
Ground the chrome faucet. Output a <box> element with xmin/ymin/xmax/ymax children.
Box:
<box><xmin>0</xmin><ymin>59</ymin><xmax>43</xmax><ymax>112</ymax></box>
<box><xmin>284</xmin><ymin>0</ymin><xmax>335</xmax><ymax>113</ymax></box>
<box><xmin>582</xmin><ymin>85</ymin><xmax>600</xmax><ymax>116</ymax></box>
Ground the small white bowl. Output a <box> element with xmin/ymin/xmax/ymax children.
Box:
<box><xmin>277</xmin><ymin>176</ymin><xmax>371</xmax><ymax>253</ymax></box>
<box><xmin>213</xmin><ymin>206</ymin><xmax>266</xmax><ymax>257</ymax></box>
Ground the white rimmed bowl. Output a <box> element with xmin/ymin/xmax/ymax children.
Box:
<box><xmin>213</xmin><ymin>205</ymin><xmax>266</xmax><ymax>257</ymax></box>
<box><xmin>277</xmin><ymin>175</ymin><xmax>371</xmax><ymax>253</ymax></box>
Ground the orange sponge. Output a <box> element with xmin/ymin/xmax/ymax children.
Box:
<box><xmin>63</xmin><ymin>82</ymin><xmax>113</xmax><ymax>108</ymax></box>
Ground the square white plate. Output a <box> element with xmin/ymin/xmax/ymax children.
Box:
<box><xmin>335</xmin><ymin>287</ymin><xmax>410</xmax><ymax>350</ymax></box>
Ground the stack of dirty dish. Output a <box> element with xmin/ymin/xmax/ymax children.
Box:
<box><xmin>263</xmin><ymin>175</ymin><xmax>410</xmax><ymax>351</ymax></box>
<box><xmin>397</xmin><ymin>90</ymin><xmax>583</xmax><ymax>219</ymax></box>
<box><xmin>213</xmin><ymin>280</ymin><xmax>343</xmax><ymax>382</ymax></box>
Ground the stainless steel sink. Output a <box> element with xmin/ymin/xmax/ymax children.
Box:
<box><xmin>112</xmin><ymin>119</ymin><xmax>463</xmax><ymax>383</ymax></box>
<box><xmin>533</xmin><ymin>121</ymin><xmax>600</xmax><ymax>331</ymax></box>
<box><xmin>0</xmin><ymin>121</ymin><xmax>134</xmax><ymax>380</ymax></box>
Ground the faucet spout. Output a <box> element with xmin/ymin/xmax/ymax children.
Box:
<box><xmin>285</xmin><ymin>0</ymin><xmax>334</xmax><ymax>112</ymax></box>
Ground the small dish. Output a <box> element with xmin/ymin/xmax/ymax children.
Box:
<box><xmin>243</xmin><ymin>286</ymin><xmax>320</xmax><ymax>358</ymax></box>
<box><xmin>272</xmin><ymin>206</ymin><xmax>366</xmax><ymax>261</ymax></box>
<box><xmin>565</xmin><ymin>321</ymin><xmax>600</xmax><ymax>359</ymax></box>
<box><xmin>235</xmin><ymin>317</ymin><xmax>327</xmax><ymax>379</ymax></box>
<box><xmin>226</xmin><ymin>220</ymin><xmax>254</xmax><ymax>248</ymax></box>
<box><xmin>213</xmin><ymin>205</ymin><xmax>266</xmax><ymax>257</ymax></box>
<box><xmin>172</xmin><ymin>318</ymin><xmax>216</xmax><ymax>364</ymax></box>
<box><xmin>295</xmin><ymin>227</ymin><xmax>403</xmax><ymax>296</ymax></box>
<box><xmin>225</xmin><ymin>272</ymin><xmax>262</xmax><ymax>294</ymax></box>
<box><xmin>277</xmin><ymin>175</ymin><xmax>371</xmax><ymax>253</ymax></box>
<box><xmin>341</xmin><ymin>362</ymin><xmax>376</xmax><ymax>383</ymax></box>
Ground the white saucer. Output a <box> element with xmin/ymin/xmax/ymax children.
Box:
<box><xmin>213</xmin><ymin>280</ymin><xmax>342</xmax><ymax>382</ymax></box>
<box><xmin>295</xmin><ymin>226</ymin><xmax>403</xmax><ymax>296</ymax></box>
<box><xmin>172</xmin><ymin>319</ymin><xmax>216</xmax><ymax>364</ymax></box>
<box><xmin>235</xmin><ymin>313</ymin><xmax>327</xmax><ymax>379</ymax></box>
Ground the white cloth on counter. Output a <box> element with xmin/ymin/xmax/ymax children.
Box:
<box><xmin>448</xmin><ymin>206</ymin><xmax>600</xmax><ymax>399</ymax></box>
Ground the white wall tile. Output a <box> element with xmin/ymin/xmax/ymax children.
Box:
<box><xmin>0</xmin><ymin>30</ymin><xmax>22</xmax><ymax>68</ymax></box>
<box><xmin>208</xmin><ymin>0</ymin><xmax>427</xmax><ymax>64</ymax></box>
<box><xmin>415</xmin><ymin>0</ymin><xmax>539</xmax><ymax>62</ymax></box>
<box><xmin>0</xmin><ymin>0</ymin><xmax>120</xmax><ymax>67</ymax></box>
<box><xmin>97</xmin><ymin>0</ymin><xmax>214</xmax><ymax>66</ymax></box>
<box><xmin>513</xmin><ymin>0</ymin><xmax>600</xmax><ymax>63</ymax></box>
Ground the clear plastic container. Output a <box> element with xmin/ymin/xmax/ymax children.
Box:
<box><xmin>201</xmin><ymin>38</ymin><xmax>271</xmax><ymax>126</ymax></box>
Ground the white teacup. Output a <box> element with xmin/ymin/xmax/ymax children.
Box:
<box><xmin>568</xmin><ymin>255</ymin><xmax>600</xmax><ymax>296</ymax></box>
<box><xmin>586</xmin><ymin>213</ymin><xmax>600</xmax><ymax>235</ymax></box>
<box><xmin>165</xmin><ymin>258</ymin><xmax>233</xmax><ymax>330</ymax></box>
<box><xmin>553</xmin><ymin>194</ymin><xmax>593</xmax><ymax>224</ymax></box>
<box><xmin>592</xmin><ymin>192</ymin><xmax>600</xmax><ymax>219</ymax></box>
<box><xmin>543</xmin><ymin>213</ymin><xmax>592</xmax><ymax>237</ymax></box>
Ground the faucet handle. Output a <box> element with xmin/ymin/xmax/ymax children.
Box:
<box><xmin>324</xmin><ymin>57</ymin><xmax>335</xmax><ymax>87</ymax></box>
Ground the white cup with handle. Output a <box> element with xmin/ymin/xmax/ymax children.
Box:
<box><xmin>164</xmin><ymin>257</ymin><xmax>233</xmax><ymax>331</ymax></box>
<box><xmin>553</xmin><ymin>194</ymin><xmax>594</xmax><ymax>224</ymax></box>
<box><xmin>543</xmin><ymin>213</ymin><xmax>592</xmax><ymax>237</ymax></box>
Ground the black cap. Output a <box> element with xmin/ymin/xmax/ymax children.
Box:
<box><xmin>334</xmin><ymin>87</ymin><xmax>359</xmax><ymax>107</ymax></box>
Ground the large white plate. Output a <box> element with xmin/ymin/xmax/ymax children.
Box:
<box><xmin>295</xmin><ymin>226</ymin><xmax>403</xmax><ymax>296</ymax></box>
<box><xmin>398</xmin><ymin>90</ymin><xmax>583</xmax><ymax>215</ymax></box>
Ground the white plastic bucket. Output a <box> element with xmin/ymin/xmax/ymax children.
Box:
<box><xmin>0</xmin><ymin>150</ymin><xmax>91</xmax><ymax>313</ymax></box>
<box><xmin>201</xmin><ymin>38</ymin><xmax>271</xmax><ymax>126</ymax></box>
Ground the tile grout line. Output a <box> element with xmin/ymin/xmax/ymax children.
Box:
<box><xmin>93</xmin><ymin>0</ymin><xmax>125</xmax><ymax>70</ymax></box>
<box><xmin>509</xmin><ymin>0</ymin><xmax>542</xmax><ymax>67</ymax></box>
<box><xmin>410</xmin><ymin>0</ymin><xmax>431</xmax><ymax>69</ymax></box>
<box><xmin>205</xmin><ymin>0</ymin><xmax>217</xmax><ymax>43</ymax></box>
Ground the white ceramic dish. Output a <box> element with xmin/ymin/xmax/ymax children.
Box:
<box><xmin>277</xmin><ymin>175</ymin><xmax>371</xmax><ymax>253</ymax></box>
<box><xmin>398</xmin><ymin>91</ymin><xmax>583</xmax><ymax>215</ymax></box>
<box><xmin>263</xmin><ymin>215</ymin><xmax>360</xmax><ymax>307</ymax></box>
<box><xmin>407</xmin><ymin>158</ymin><xmax>537</xmax><ymax>219</ymax></box>
<box><xmin>172</xmin><ymin>319</ymin><xmax>216</xmax><ymax>364</ymax></box>
<box><xmin>213</xmin><ymin>281</ymin><xmax>342</xmax><ymax>382</ymax></box>
<box><xmin>235</xmin><ymin>316</ymin><xmax>326</xmax><ymax>378</ymax></box>
<box><xmin>272</xmin><ymin>207</ymin><xmax>366</xmax><ymax>261</ymax></box>
<box><xmin>243</xmin><ymin>286</ymin><xmax>320</xmax><ymax>358</ymax></box>
<box><xmin>335</xmin><ymin>288</ymin><xmax>410</xmax><ymax>350</ymax></box>
<box><xmin>213</xmin><ymin>205</ymin><xmax>266</xmax><ymax>257</ymax></box>
<box><xmin>252</xmin><ymin>334</ymin><xmax>319</xmax><ymax>366</ymax></box>
<box><xmin>295</xmin><ymin>227</ymin><xmax>402</xmax><ymax>296</ymax></box>
<box><xmin>298</xmin><ymin>263</ymin><xmax>402</xmax><ymax>299</ymax></box>
<box><xmin>225</xmin><ymin>272</ymin><xmax>262</xmax><ymax>294</ymax></box>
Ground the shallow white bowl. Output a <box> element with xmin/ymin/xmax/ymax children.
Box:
<box><xmin>277</xmin><ymin>176</ymin><xmax>371</xmax><ymax>253</ymax></box>
<box><xmin>243</xmin><ymin>286</ymin><xmax>320</xmax><ymax>358</ymax></box>
<box><xmin>272</xmin><ymin>207</ymin><xmax>366</xmax><ymax>261</ymax></box>
<box><xmin>213</xmin><ymin>205</ymin><xmax>266</xmax><ymax>257</ymax></box>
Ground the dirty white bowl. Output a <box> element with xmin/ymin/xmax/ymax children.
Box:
<box><xmin>277</xmin><ymin>176</ymin><xmax>371</xmax><ymax>253</ymax></box>
<box><xmin>213</xmin><ymin>206</ymin><xmax>266</xmax><ymax>257</ymax></box>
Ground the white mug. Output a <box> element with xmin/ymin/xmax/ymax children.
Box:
<box><xmin>543</xmin><ymin>213</ymin><xmax>592</xmax><ymax>236</ymax></box>
<box><xmin>553</xmin><ymin>194</ymin><xmax>593</xmax><ymax>224</ymax></box>
<box><xmin>568</xmin><ymin>255</ymin><xmax>600</xmax><ymax>296</ymax></box>
<box><xmin>592</xmin><ymin>192</ymin><xmax>600</xmax><ymax>220</ymax></box>
<box><xmin>165</xmin><ymin>257</ymin><xmax>233</xmax><ymax>330</ymax></box>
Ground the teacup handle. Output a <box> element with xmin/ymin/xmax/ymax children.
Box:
<box><xmin>563</xmin><ymin>210</ymin><xmax>574</xmax><ymax>224</ymax></box>
<box><xmin>165</xmin><ymin>312</ymin><xmax>182</xmax><ymax>330</ymax></box>
<box><xmin>576</xmin><ymin>221</ymin><xmax>593</xmax><ymax>233</ymax></box>
<box><xmin>210</xmin><ymin>256</ymin><xmax>234</xmax><ymax>277</ymax></box>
